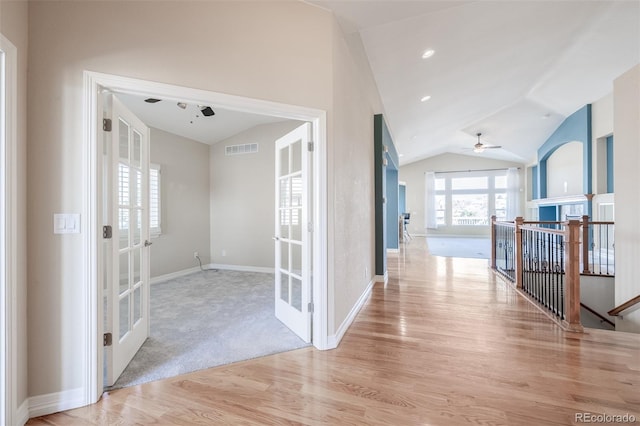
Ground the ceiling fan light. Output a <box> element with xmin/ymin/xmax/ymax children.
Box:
<box><xmin>474</xmin><ymin>146</ymin><xmax>484</xmax><ymax>153</ymax></box>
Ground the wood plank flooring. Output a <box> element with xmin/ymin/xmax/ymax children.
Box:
<box><xmin>28</xmin><ymin>238</ymin><xmax>640</xmax><ymax>425</ymax></box>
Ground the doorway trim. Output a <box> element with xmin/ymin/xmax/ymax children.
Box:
<box><xmin>83</xmin><ymin>71</ymin><xmax>328</xmax><ymax>404</ymax></box>
<box><xmin>0</xmin><ymin>33</ymin><xmax>18</xmax><ymax>426</ymax></box>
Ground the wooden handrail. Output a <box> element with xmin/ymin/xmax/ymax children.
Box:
<box><xmin>580</xmin><ymin>303</ymin><xmax>615</xmax><ymax>327</ymax></box>
<box><xmin>608</xmin><ymin>295</ymin><xmax>640</xmax><ymax>316</ymax></box>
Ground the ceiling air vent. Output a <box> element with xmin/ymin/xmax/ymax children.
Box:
<box><xmin>225</xmin><ymin>143</ymin><xmax>259</xmax><ymax>156</ymax></box>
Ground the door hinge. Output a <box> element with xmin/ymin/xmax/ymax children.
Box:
<box><xmin>103</xmin><ymin>332</ymin><xmax>112</xmax><ymax>347</ymax></box>
<box><xmin>103</xmin><ymin>118</ymin><xmax>112</xmax><ymax>132</ymax></box>
<box><xmin>308</xmin><ymin>141</ymin><xmax>314</xmax><ymax>152</ymax></box>
<box><xmin>308</xmin><ymin>302</ymin><xmax>314</xmax><ymax>313</ymax></box>
<box><xmin>103</xmin><ymin>225</ymin><xmax>112</xmax><ymax>239</ymax></box>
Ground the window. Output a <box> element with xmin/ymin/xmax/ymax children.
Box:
<box><xmin>431</xmin><ymin>170</ymin><xmax>509</xmax><ymax>227</ymax></box>
<box><xmin>150</xmin><ymin>164</ymin><xmax>161</xmax><ymax>236</ymax></box>
<box><xmin>117</xmin><ymin>162</ymin><xmax>161</xmax><ymax>237</ymax></box>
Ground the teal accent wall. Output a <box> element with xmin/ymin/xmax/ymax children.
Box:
<box><xmin>532</xmin><ymin>165</ymin><xmax>539</xmax><ymax>200</ymax></box>
<box><xmin>536</xmin><ymin>104</ymin><xmax>592</xmax><ymax>198</ymax></box>
<box><xmin>374</xmin><ymin>114</ymin><xmax>399</xmax><ymax>276</ymax></box>
<box><xmin>533</xmin><ymin>104</ymin><xmax>593</xmax><ymax>219</ymax></box>
<box><xmin>606</xmin><ymin>135</ymin><xmax>614</xmax><ymax>193</ymax></box>
<box><xmin>386</xmin><ymin>169</ymin><xmax>399</xmax><ymax>250</ymax></box>
<box><xmin>399</xmin><ymin>184</ymin><xmax>406</xmax><ymax>215</ymax></box>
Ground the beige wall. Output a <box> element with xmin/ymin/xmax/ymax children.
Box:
<box><xmin>26</xmin><ymin>0</ymin><xmax>382</xmax><ymax>401</ymax></box>
<box><xmin>149</xmin><ymin>128</ymin><xmax>210</xmax><ymax>278</ymax></box>
<box><xmin>613</xmin><ymin>64</ymin><xmax>640</xmax><ymax>333</ymax></box>
<box><xmin>329</xmin><ymin>21</ymin><xmax>382</xmax><ymax>332</ymax></box>
<box><xmin>26</xmin><ymin>0</ymin><xmax>335</xmax><ymax>398</ymax></box>
<box><xmin>0</xmin><ymin>0</ymin><xmax>29</xmax><ymax>414</ymax></box>
<box><xmin>399</xmin><ymin>153</ymin><xmax>525</xmax><ymax>237</ymax></box>
<box><xmin>209</xmin><ymin>121</ymin><xmax>301</xmax><ymax>269</ymax></box>
<box><xmin>546</xmin><ymin>141</ymin><xmax>583</xmax><ymax>198</ymax></box>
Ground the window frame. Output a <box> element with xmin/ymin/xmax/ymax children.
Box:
<box><xmin>434</xmin><ymin>170</ymin><xmax>508</xmax><ymax>227</ymax></box>
<box><xmin>149</xmin><ymin>163</ymin><xmax>161</xmax><ymax>238</ymax></box>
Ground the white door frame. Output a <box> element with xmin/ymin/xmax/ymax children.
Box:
<box><xmin>0</xmin><ymin>33</ymin><xmax>18</xmax><ymax>426</ymax></box>
<box><xmin>83</xmin><ymin>71</ymin><xmax>328</xmax><ymax>404</ymax></box>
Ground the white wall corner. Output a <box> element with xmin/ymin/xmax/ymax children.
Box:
<box><xmin>28</xmin><ymin>388</ymin><xmax>85</xmax><ymax>419</ymax></box>
<box><xmin>209</xmin><ymin>264</ymin><xmax>275</xmax><ymax>274</ymax></box>
<box><xmin>150</xmin><ymin>266</ymin><xmax>203</xmax><ymax>285</ymax></box>
<box><xmin>327</xmin><ymin>278</ymin><xmax>376</xmax><ymax>349</ymax></box>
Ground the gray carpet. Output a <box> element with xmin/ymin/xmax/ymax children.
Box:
<box><xmin>108</xmin><ymin>269</ymin><xmax>309</xmax><ymax>390</ymax></box>
<box><xmin>426</xmin><ymin>236</ymin><xmax>491</xmax><ymax>259</ymax></box>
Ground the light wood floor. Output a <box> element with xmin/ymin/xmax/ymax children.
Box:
<box><xmin>28</xmin><ymin>238</ymin><xmax>640</xmax><ymax>425</ymax></box>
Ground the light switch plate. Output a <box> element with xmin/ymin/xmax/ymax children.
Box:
<box><xmin>54</xmin><ymin>213</ymin><xmax>81</xmax><ymax>234</ymax></box>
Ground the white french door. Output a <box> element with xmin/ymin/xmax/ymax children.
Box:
<box><xmin>104</xmin><ymin>95</ymin><xmax>151</xmax><ymax>386</ymax></box>
<box><xmin>274</xmin><ymin>123</ymin><xmax>312</xmax><ymax>342</ymax></box>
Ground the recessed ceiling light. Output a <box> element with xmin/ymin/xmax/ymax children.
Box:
<box><xmin>144</xmin><ymin>98</ymin><xmax>162</xmax><ymax>103</ymax></box>
<box><xmin>542</xmin><ymin>113</ymin><xmax>551</xmax><ymax>119</ymax></box>
<box><xmin>421</xmin><ymin>95</ymin><xmax>431</xmax><ymax>102</ymax></box>
<box><xmin>422</xmin><ymin>49</ymin><xmax>435</xmax><ymax>59</ymax></box>
<box><xmin>399</xmin><ymin>153</ymin><xmax>404</xmax><ymax>157</ymax></box>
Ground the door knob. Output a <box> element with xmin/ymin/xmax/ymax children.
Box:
<box><xmin>144</xmin><ymin>240</ymin><xmax>153</xmax><ymax>247</ymax></box>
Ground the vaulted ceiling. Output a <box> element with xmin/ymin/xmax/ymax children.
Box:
<box><xmin>311</xmin><ymin>0</ymin><xmax>640</xmax><ymax>165</ymax></box>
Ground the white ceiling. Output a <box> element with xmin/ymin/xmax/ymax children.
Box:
<box><xmin>115</xmin><ymin>92</ymin><xmax>285</xmax><ymax>146</ymax></box>
<box><xmin>311</xmin><ymin>0</ymin><xmax>640</xmax><ymax>165</ymax></box>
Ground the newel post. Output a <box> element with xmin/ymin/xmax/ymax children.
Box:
<box><xmin>581</xmin><ymin>215</ymin><xmax>590</xmax><ymax>274</ymax></box>
<box><xmin>564</xmin><ymin>220</ymin><xmax>583</xmax><ymax>332</ymax></box>
<box><xmin>490</xmin><ymin>215</ymin><xmax>497</xmax><ymax>270</ymax></box>
<box><xmin>514</xmin><ymin>216</ymin><xmax>524</xmax><ymax>289</ymax></box>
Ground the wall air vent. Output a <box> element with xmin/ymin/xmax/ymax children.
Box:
<box><xmin>225</xmin><ymin>143</ymin><xmax>259</xmax><ymax>156</ymax></box>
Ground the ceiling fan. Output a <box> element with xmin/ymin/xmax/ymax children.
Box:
<box><xmin>472</xmin><ymin>132</ymin><xmax>501</xmax><ymax>153</ymax></box>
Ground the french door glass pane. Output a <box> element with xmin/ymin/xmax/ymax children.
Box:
<box><xmin>119</xmin><ymin>208</ymin><xmax>129</xmax><ymax>249</ymax></box>
<box><xmin>280</xmin><ymin>243</ymin><xmax>289</xmax><ymax>270</ymax></box>
<box><xmin>291</xmin><ymin>277</ymin><xmax>302</xmax><ymax>312</ymax></box>
<box><xmin>291</xmin><ymin>140</ymin><xmax>301</xmax><ymax>173</ymax></box>
<box><xmin>291</xmin><ymin>243</ymin><xmax>302</xmax><ymax>275</ymax></box>
<box><xmin>280</xmin><ymin>178</ymin><xmax>290</xmax><ymax>208</ymax></box>
<box><xmin>133</xmin><ymin>131</ymin><xmax>142</xmax><ymax>167</ymax></box>
<box><xmin>133</xmin><ymin>209</ymin><xmax>141</xmax><ymax>246</ymax></box>
<box><xmin>119</xmin><ymin>295</ymin><xmax>130</xmax><ymax>340</ymax></box>
<box><xmin>119</xmin><ymin>119</ymin><xmax>129</xmax><ymax>161</ymax></box>
<box><xmin>280</xmin><ymin>210</ymin><xmax>290</xmax><ymax>239</ymax></box>
<box><xmin>291</xmin><ymin>208</ymin><xmax>302</xmax><ymax>240</ymax></box>
<box><xmin>279</xmin><ymin>146</ymin><xmax>289</xmax><ymax>177</ymax></box>
<box><xmin>119</xmin><ymin>252</ymin><xmax>129</xmax><ymax>295</ymax></box>
<box><xmin>133</xmin><ymin>247</ymin><xmax>141</xmax><ymax>284</ymax></box>
<box><xmin>133</xmin><ymin>285</ymin><xmax>141</xmax><ymax>323</ymax></box>
<box><xmin>280</xmin><ymin>273</ymin><xmax>289</xmax><ymax>303</ymax></box>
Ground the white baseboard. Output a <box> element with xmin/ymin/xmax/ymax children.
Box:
<box><xmin>374</xmin><ymin>270</ymin><xmax>388</xmax><ymax>285</ymax></box>
<box><xmin>150</xmin><ymin>266</ymin><xmax>202</xmax><ymax>285</ymax></box>
<box><xmin>209</xmin><ymin>263</ymin><xmax>275</xmax><ymax>274</ymax></box>
<box><xmin>327</xmin><ymin>278</ymin><xmax>376</xmax><ymax>349</ymax></box>
<box><xmin>16</xmin><ymin>399</ymin><xmax>29</xmax><ymax>426</ymax></box>
<box><xmin>28</xmin><ymin>387</ymin><xmax>85</xmax><ymax>418</ymax></box>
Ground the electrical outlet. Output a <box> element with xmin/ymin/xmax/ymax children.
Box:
<box><xmin>221</xmin><ymin>249</ymin><xmax>227</xmax><ymax>257</ymax></box>
<box><xmin>194</xmin><ymin>251</ymin><xmax>199</xmax><ymax>259</ymax></box>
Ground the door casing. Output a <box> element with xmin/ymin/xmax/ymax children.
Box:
<box><xmin>83</xmin><ymin>71</ymin><xmax>329</xmax><ymax>404</ymax></box>
<box><xmin>0</xmin><ymin>33</ymin><xmax>18</xmax><ymax>426</ymax></box>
